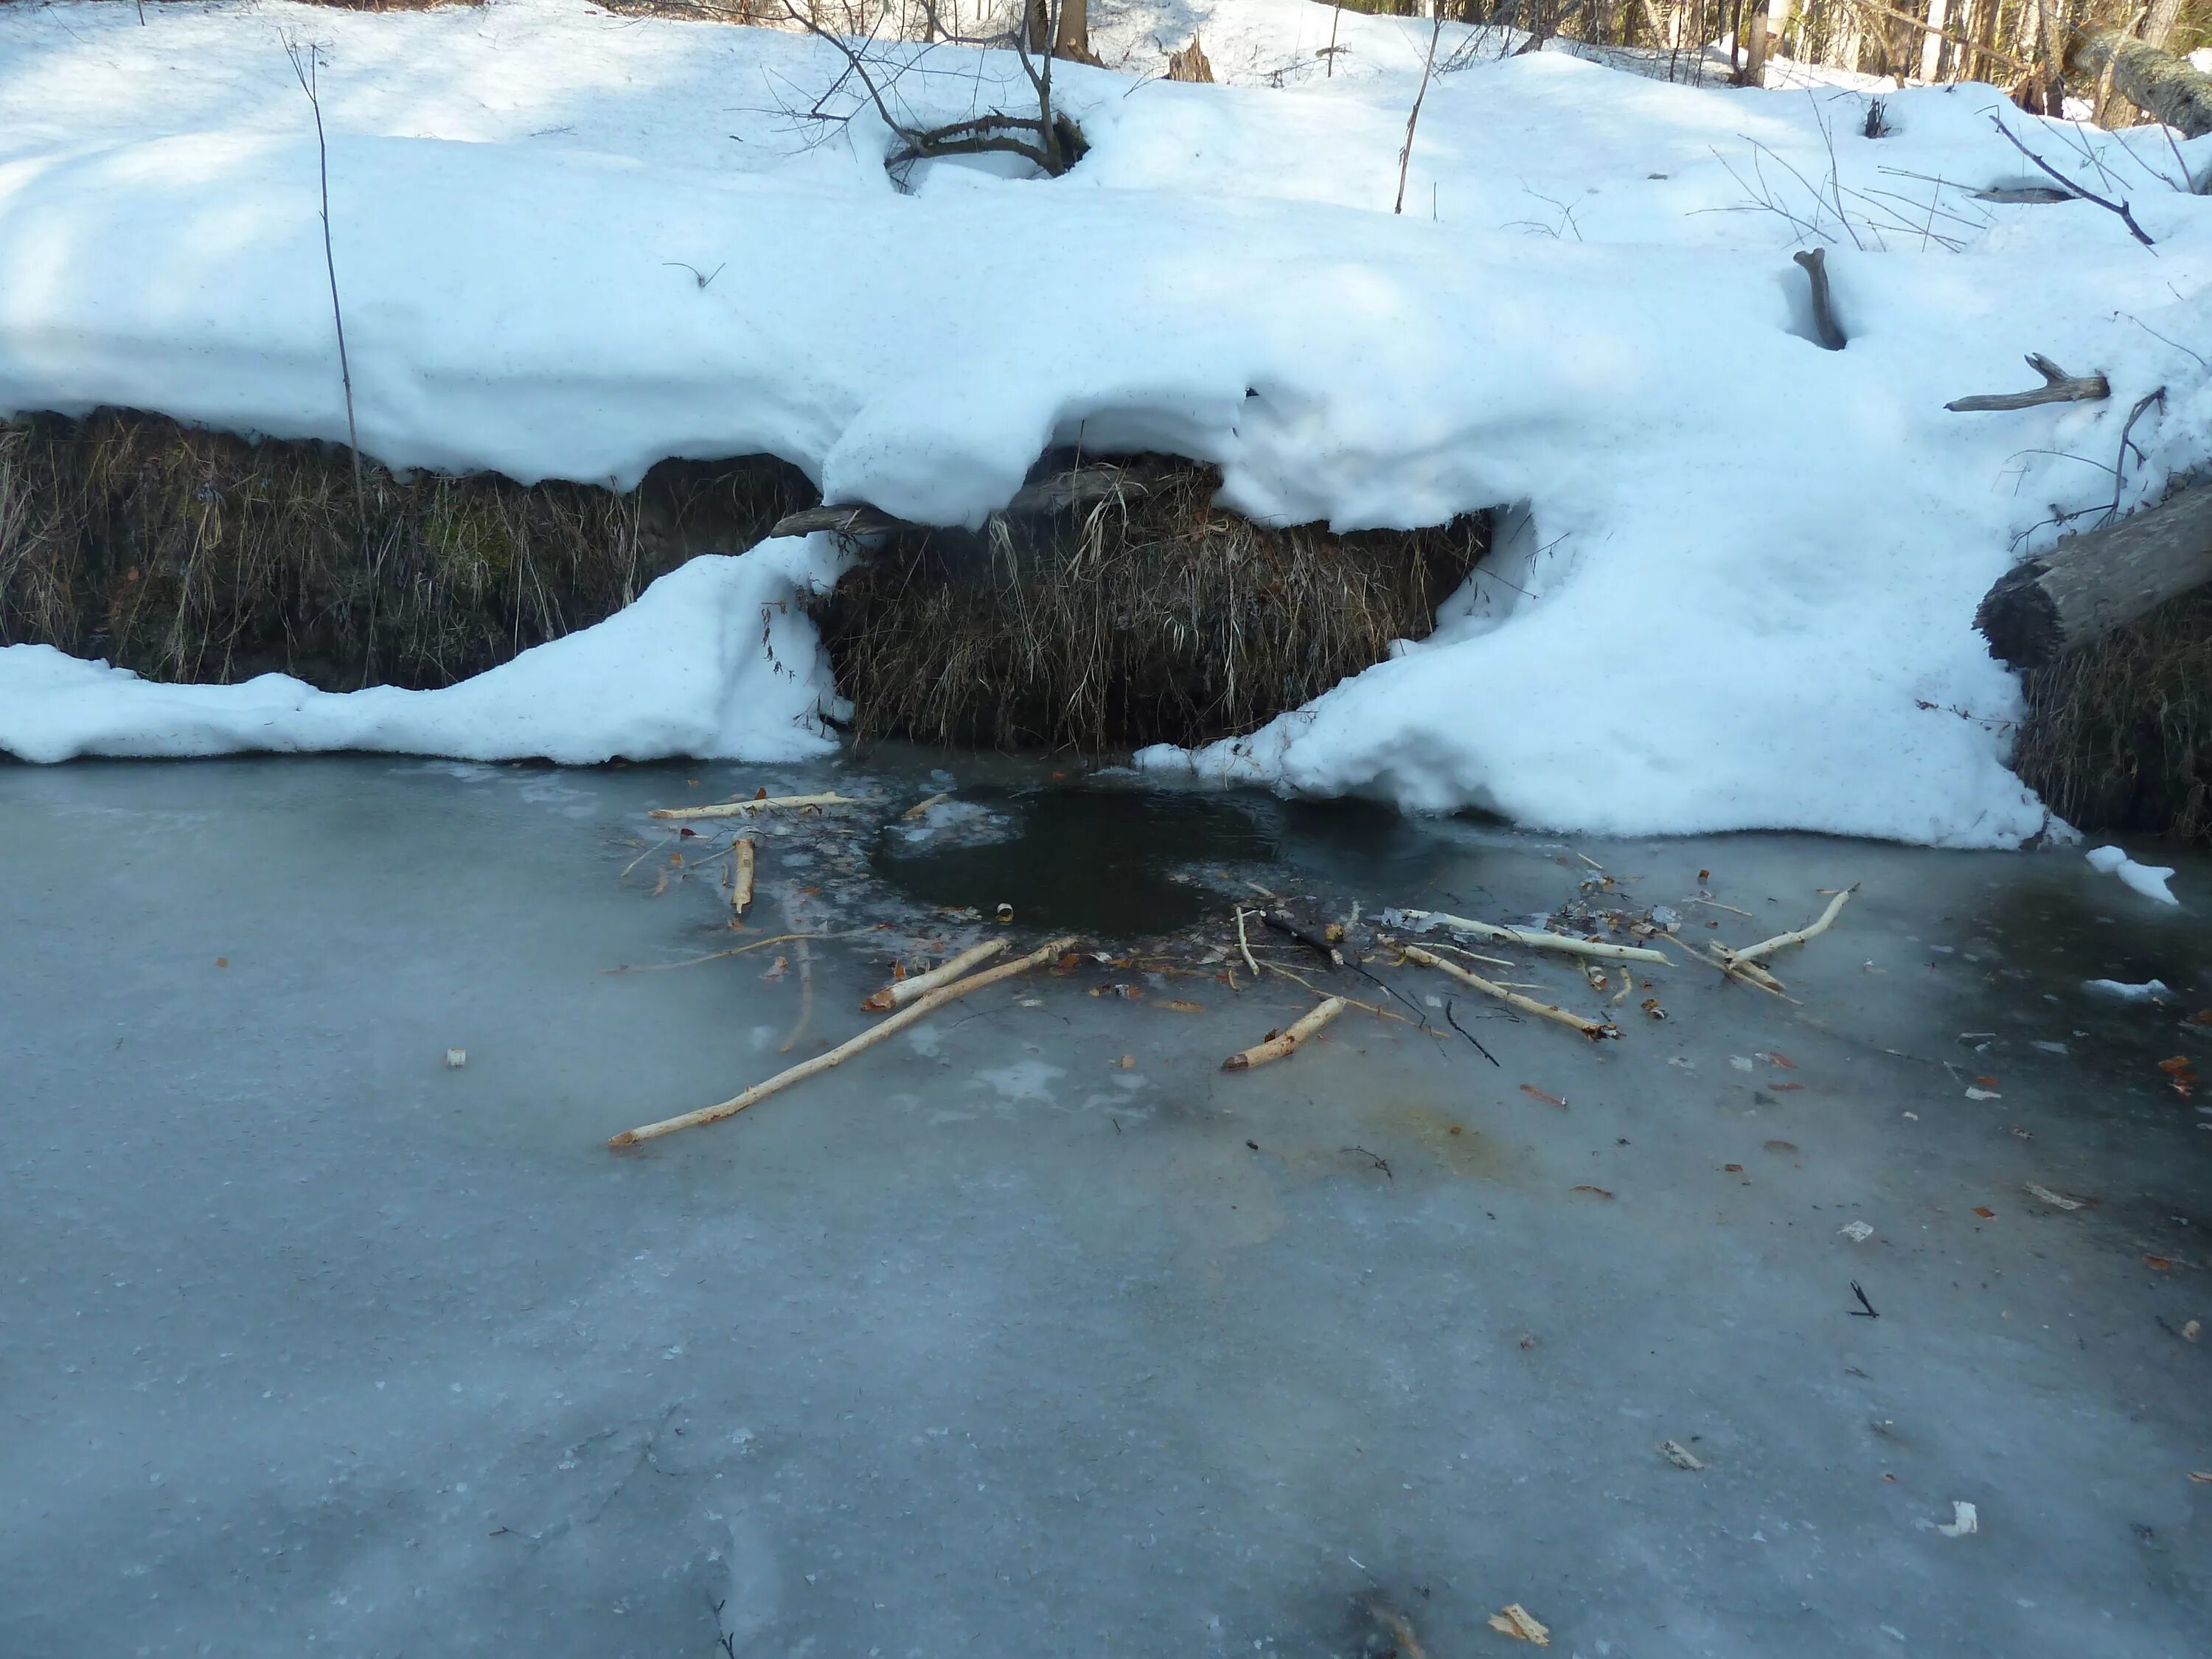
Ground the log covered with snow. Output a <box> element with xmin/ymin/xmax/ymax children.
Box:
<box><xmin>2069</xmin><ymin>32</ymin><xmax>2212</xmax><ymax>139</ymax></box>
<box><xmin>1975</xmin><ymin>484</ymin><xmax>2212</xmax><ymax>668</ymax></box>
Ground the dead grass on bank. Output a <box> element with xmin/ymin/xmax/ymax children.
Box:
<box><xmin>0</xmin><ymin>409</ymin><xmax>810</xmax><ymax>691</ymax></box>
<box><xmin>813</xmin><ymin>460</ymin><xmax>1489</xmax><ymax>755</ymax></box>
<box><xmin>2014</xmin><ymin>586</ymin><xmax>2212</xmax><ymax>844</ymax></box>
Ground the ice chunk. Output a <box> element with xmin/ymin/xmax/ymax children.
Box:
<box><xmin>2082</xmin><ymin>978</ymin><xmax>2172</xmax><ymax>1002</ymax></box>
<box><xmin>2085</xmin><ymin>846</ymin><xmax>2179</xmax><ymax>905</ymax></box>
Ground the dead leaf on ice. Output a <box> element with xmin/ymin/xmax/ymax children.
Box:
<box><xmin>1488</xmin><ymin>1604</ymin><xmax>1551</xmax><ymax>1646</ymax></box>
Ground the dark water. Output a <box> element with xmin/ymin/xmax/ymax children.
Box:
<box><xmin>869</xmin><ymin>785</ymin><xmax>1278</xmax><ymax>934</ymax></box>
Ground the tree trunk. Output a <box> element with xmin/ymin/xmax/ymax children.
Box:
<box><xmin>1053</xmin><ymin>0</ymin><xmax>1091</xmax><ymax>61</ymax></box>
<box><xmin>2143</xmin><ymin>0</ymin><xmax>2186</xmax><ymax>50</ymax></box>
<box><xmin>2035</xmin><ymin>0</ymin><xmax>2068</xmax><ymax>112</ymax></box>
<box><xmin>2069</xmin><ymin>30</ymin><xmax>2212</xmax><ymax>135</ymax></box>
<box><xmin>1746</xmin><ymin>6</ymin><xmax>1771</xmax><ymax>80</ymax></box>
<box><xmin>1976</xmin><ymin>485</ymin><xmax>2212</xmax><ymax>668</ymax></box>
<box><xmin>1919</xmin><ymin>0</ymin><xmax>1949</xmax><ymax>79</ymax></box>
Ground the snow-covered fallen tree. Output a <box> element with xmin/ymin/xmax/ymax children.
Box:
<box><xmin>1</xmin><ymin>0</ymin><xmax>2211</xmax><ymax>846</ymax></box>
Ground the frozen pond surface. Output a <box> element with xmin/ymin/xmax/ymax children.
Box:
<box><xmin>4</xmin><ymin>754</ymin><xmax>2210</xmax><ymax>1658</ymax></box>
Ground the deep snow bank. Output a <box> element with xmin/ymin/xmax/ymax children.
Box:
<box><xmin>1</xmin><ymin>0</ymin><xmax>2209</xmax><ymax>844</ymax></box>
<box><xmin>0</xmin><ymin>542</ymin><xmax>841</xmax><ymax>765</ymax></box>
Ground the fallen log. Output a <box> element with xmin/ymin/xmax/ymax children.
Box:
<box><xmin>1946</xmin><ymin>354</ymin><xmax>2110</xmax><ymax>413</ymax></box>
<box><xmin>2070</xmin><ymin>31</ymin><xmax>2212</xmax><ymax>139</ymax></box>
<box><xmin>610</xmin><ymin>934</ymin><xmax>1074</xmax><ymax>1145</ymax></box>
<box><xmin>1976</xmin><ymin>482</ymin><xmax>2212</xmax><ymax>667</ymax></box>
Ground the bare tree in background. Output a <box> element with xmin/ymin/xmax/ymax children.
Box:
<box><xmin>1394</xmin><ymin>8</ymin><xmax>1447</xmax><ymax>215</ymax></box>
<box><xmin>775</xmin><ymin>0</ymin><xmax>1090</xmax><ymax>177</ymax></box>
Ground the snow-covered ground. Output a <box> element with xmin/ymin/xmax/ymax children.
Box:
<box><xmin>1</xmin><ymin>0</ymin><xmax>2210</xmax><ymax>846</ymax></box>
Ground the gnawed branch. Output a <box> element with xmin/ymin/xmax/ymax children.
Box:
<box><xmin>1945</xmin><ymin>352</ymin><xmax>2110</xmax><ymax>411</ymax></box>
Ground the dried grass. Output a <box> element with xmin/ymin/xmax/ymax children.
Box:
<box><xmin>0</xmin><ymin>409</ymin><xmax>810</xmax><ymax>691</ymax></box>
<box><xmin>2014</xmin><ymin>585</ymin><xmax>2212</xmax><ymax>843</ymax></box>
<box><xmin>813</xmin><ymin>459</ymin><xmax>1487</xmax><ymax>754</ymax></box>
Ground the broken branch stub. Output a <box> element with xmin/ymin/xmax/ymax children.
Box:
<box><xmin>610</xmin><ymin>935</ymin><xmax>1076</xmax><ymax>1146</ymax></box>
<box><xmin>1793</xmin><ymin>248</ymin><xmax>1846</xmax><ymax>352</ymax></box>
<box><xmin>1222</xmin><ymin>996</ymin><xmax>1347</xmax><ymax>1071</ymax></box>
<box><xmin>1945</xmin><ymin>353</ymin><xmax>2110</xmax><ymax>413</ymax></box>
<box><xmin>731</xmin><ymin>836</ymin><xmax>755</xmax><ymax>918</ymax></box>
<box><xmin>1402</xmin><ymin>946</ymin><xmax>1621</xmax><ymax>1040</ymax></box>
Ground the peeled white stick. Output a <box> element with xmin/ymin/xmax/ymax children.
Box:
<box><xmin>1222</xmin><ymin>997</ymin><xmax>1346</xmax><ymax>1071</ymax></box>
<box><xmin>611</xmin><ymin>936</ymin><xmax>1075</xmax><ymax>1147</ymax></box>
<box><xmin>860</xmin><ymin>938</ymin><xmax>1008</xmax><ymax>1012</ymax></box>
<box><xmin>1722</xmin><ymin>885</ymin><xmax>1857</xmax><ymax>971</ymax></box>
<box><xmin>1402</xmin><ymin>946</ymin><xmax>1620</xmax><ymax>1041</ymax></box>
<box><xmin>1658</xmin><ymin>929</ymin><xmax>1787</xmax><ymax>995</ymax></box>
<box><xmin>1390</xmin><ymin>908</ymin><xmax>1668</xmax><ymax>966</ymax></box>
<box><xmin>730</xmin><ymin>838</ymin><xmax>755</xmax><ymax>919</ymax></box>
<box><xmin>648</xmin><ymin>792</ymin><xmax>857</xmax><ymax>821</ymax></box>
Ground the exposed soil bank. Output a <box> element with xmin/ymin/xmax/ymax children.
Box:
<box><xmin>811</xmin><ymin>459</ymin><xmax>1489</xmax><ymax>753</ymax></box>
<box><xmin>2016</xmin><ymin>585</ymin><xmax>2212</xmax><ymax>844</ymax></box>
<box><xmin>0</xmin><ymin>408</ymin><xmax>812</xmax><ymax>691</ymax></box>
<box><xmin>0</xmin><ymin>414</ymin><xmax>1489</xmax><ymax>757</ymax></box>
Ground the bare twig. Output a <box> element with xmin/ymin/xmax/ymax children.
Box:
<box><xmin>1387</xmin><ymin>908</ymin><xmax>1668</xmax><ymax>964</ymax></box>
<box><xmin>1402</xmin><ymin>947</ymin><xmax>1620</xmax><ymax>1041</ymax></box>
<box><xmin>1988</xmin><ymin>114</ymin><xmax>2155</xmax><ymax>248</ymax></box>
<box><xmin>1721</xmin><ymin>885</ymin><xmax>1857</xmax><ymax>971</ymax></box>
<box><xmin>611</xmin><ymin>936</ymin><xmax>1076</xmax><ymax>1145</ymax></box>
<box><xmin>2108</xmin><ymin>388</ymin><xmax>2168</xmax><ymax>520</ymax></box>
<box><xmin>283</xmin><ymin>38</ymin><xmax>364</xmax><ymax>538</ymax></box>
<box><xmin>1394</xmin><ymin>10</ymin><xmax>1446</xmax><ymax>216</ymax></box>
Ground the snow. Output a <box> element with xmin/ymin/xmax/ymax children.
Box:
<box><xmin>0</xmin><ymin>540</ymin><xmax>841</xmax><ymax>765</ymax></box>
<box><xmin>2084</xmin><ymin>843</ymin><xmax>2180</xmax><ymax>904</ymax></box>
<box><xmin>1</xmin><ymin>0</ymin><xmax>2210</xmax><ymax>844</ymax></box>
